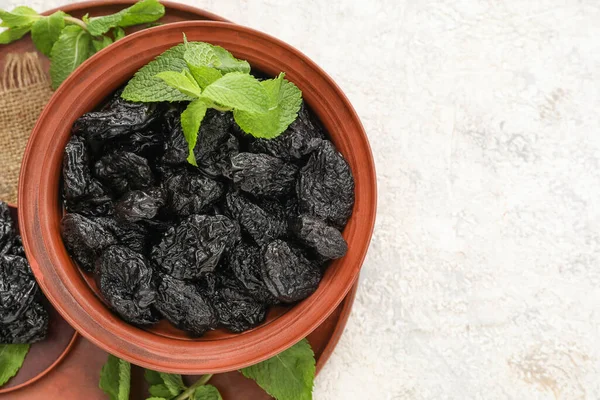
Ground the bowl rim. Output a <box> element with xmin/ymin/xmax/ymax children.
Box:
<box><xmin>19</xmin><ymin>20</ymin><xmax>377</xmax><ymax>373</ymax></box>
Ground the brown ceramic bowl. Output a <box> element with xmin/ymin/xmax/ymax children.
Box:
<box><xmin>19</xmin><ymin>21</ymin><xmax>376</xmax><ymax>373</ymax></box>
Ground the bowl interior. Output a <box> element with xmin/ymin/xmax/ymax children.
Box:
<box><xmin>19</xmin><ymin>21</ymin><xmax>376</xmax><ymax>373</ymax></box>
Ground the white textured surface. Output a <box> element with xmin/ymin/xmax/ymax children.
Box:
<box><xmin>4</xmin><ymin>0</ymin><xmax>600</xmax><ymax>398</ymax></box>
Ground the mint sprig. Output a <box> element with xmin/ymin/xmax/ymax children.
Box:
<box><xmin>99</xmin><ymin>339</ymin><xmax>316</xmax><ymax>400</ymax></box>
<box><xmin>0</xmin><ymin>0</ymin><xmax>165</xmax><ymax>88</ymax></box>
<box><xmin>121</xmin><ymin>36</ymin><xmax>303</xmax><ymax>165</ymax></box>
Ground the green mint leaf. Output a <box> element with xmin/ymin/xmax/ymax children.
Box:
<box><xmin>31</xmin><ymin>11</ymin><xmax>65</xmax><ymax>56</ymax></box>
<box><xmin>155</xmin><ymin>71</ymin><xmax>202</xmax><ymax>98</ymax></box>
<box><xmin>181</xmin><ymin>99</ymin><xmax>208</xmax><ymax>166</ymax></box>
<box><xmin>113</xmin><ymin>27</ymin><xmax>125</xmax><ymax>41</ymax></box>
<box><xmin>192</xmin><ymin>385</ymin><xmax>223</xmax><ymax>400</ymax></box>
<box><xmin>118</xmin><ymin>0</ymin><xmax>164</xmax><ymax>27</ymax></box>
<box><xmin>87</xmin><ymin>0</ymin><xmax>164</xmax><ymax>36</ymax></box>
<box><xmin>211</xmin><ymin>45</ymin><xmax>251</xmax><ymax>74</ymax></box>
<box><xmin>99</xmin><ymin>355</ymin><xmax>131</xmax><ymax>400</ymax></box>
<box><xmin>0</xmin><ymin>344</ymin><xmax>29</xmax><ymax>387</ymax></box>
<box><xmin>144</xmin><ymin>369</ymin><xmax>187</xmax><ymax>397</ymax></box>
<box><xmin>0</xmin><ymin>6</ymin><xmax>39</xmax><ymax>29</ymax></box>
<box><xmin>0</xmin><ymin>25</ymin><xmax>30</xmax><ymax>44</ymax></box>
<box><xmin>92</xmin><ymin>35</ymin><xmax>113</xmax><ymax>53</ymax></box>
<box><xmin>49</xmin><ymin>25</ymin><xmax>92</xmax><ymax>89</ymax></box>
<box><xmin>234</xmin><ymin>73</ymin><xmax>302</xmax><ymax>139</ymax></box>
<box><xmin>201</xmin><ymin>72</ymin><xmax>268</xmax><ymax>114</ymax></box>
<box><xmin>240</xmin><ymin>339</ymin><xmax>315</xmax><ymax>400</ymax></box>
<box><xmin>184</xmin><ymin>42</ymin><xmax>219</xmax><ymax>68</ymax></box>
<box><xmin>121</xmin><ymin>43</ymin><xmax>193</xmax><ymax>102</ymax></box>
<box><xmin>188</xmin><ymin>65</ymin><xmax>222</xmax><ymax>90</ymax></box>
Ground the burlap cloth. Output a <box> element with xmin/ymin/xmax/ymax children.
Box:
<box><xmin>0</xmin><ymin>52</ymin><xmax>53</xmax><ymax>205</ymax></box>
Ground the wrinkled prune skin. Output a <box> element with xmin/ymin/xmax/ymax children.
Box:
<box><xmin>261</xmin><ymin>240</ymin><xmax>321</xmax><ymax>303</ymax></box>
<box><xmin>199</xmin><ymin>134</ymin><xmax>239</xmax><ymax>178</ymax></box>
<box><xmin>65</xmin><ymin>196</ymin><xmax>113</xmax><ymax>218</ymax></box>
<box><xmin>73</xmin><ymin>96</ymin><xmax>160</xmax><ymax>142</ymax></box>
<box><xmin>226</xmin><ymin>192</ymin><xmax>287</xmax><ymax>247</ymax></box>
<box><xmin>0</xmin><ymin>203</ymin><xmax>14</xmax><ymax>255</ymax></box>
<box><xmin>291</xmin><ymin>215</ymin><xmax>348</xmax><ymax>260</ymax></box>
<box><xmin>95</xmin><ymin>246</ymin><xmax>158</xmax><ymax>325</ymax></box>
<box><xmin>61</xmin><ymin>213</ymin><xmax>117</xmax><ymax>272</ymax></box>
<box><xmin>0</xmin><ymin>255</ymin><xmax>37</xmax><ymax>324</ymax></box>
<box><xmin>231</xmin><ymin>153</ymin><xmax>298</xmax><ymax>198</ymax></box>
<box><xmin>213</xmin><ymin>282</ymin><xmax>267</xmax><ymax>333</ymax></box>
<box><xmin>152</xmin><ymin>215</ymin><xmax>240</xmax><ymax>281</ymax></box>
<box><xmin>112</xmin><ymin>130</ymin><xmax>164</xmax><ymax>158</ymax></box>
<box><xmin>115</xmin><ymin>187</ymin><xmax>166</xmax><ymax>222</ymax></box>
<box><xmin>296</xmin><ymin>140</ymin><xmax>355</xmax><ymax>228</ymax></box>
<box><xmin>162</xmin><ymin>110</ymin><xmax>189</xmax><ymax>165</ymax></box>
<box><xmin>249</xmin><ymin>103</ymin><xmax>324</xmax><ymax>161</ymax></box>
<box><xmin>94</xmin><ymin>151</ymin><xmax>154</xmax><ymax>195</ymax></box>
<box><xmin>95</xmin><ymin>217</ymin><xmax>151</xmax><ymax>254</ymax></box>
<box><xmin>63</xmin><ymin>135</ymin><xmax>107</xmax><ymax>201</ymax></box>
<box><xmin>0</xmin><ymin>302</ymin><xmax>49</xmax><ymax>344</ymax></box>
<box><xmin>225</xmin><ymin>243</ymin><xmax>277</xmax><ymax>304</ymax></box>
<box><xmin>165</xmin><ymin>173</ymin><xmax>224</xmax><ymax>217</ymax></box>
<box><xmin>155</xmin><ymin>274</ymin><xmax>217</xmax><ymax>336</ymax></box>
<box><xmin>9</xmin><ymin>235</ymin><xmax>25</xmax><ymax>257</ymax></box>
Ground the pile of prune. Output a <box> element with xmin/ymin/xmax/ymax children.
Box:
<box><xmin>61</xmin><ymin>90</ymin><xmax>355</xmax><ymax>336</ymax></box>
<box><xmin>0</xmin><ymin>202</ymin><xmax>49</xmax><ymax>344</ymax></box>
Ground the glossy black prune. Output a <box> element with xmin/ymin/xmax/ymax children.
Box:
<box><xmin>95</xmin><ymin>217</ymin><xmax>150</xmax><ymax>254</ymax></box>
<box><xmin>95</xmin><ymin>246</ymin><xmax>158</xmax><ymax>325</ymax></box>
<box><xmin>226</xmin><ymin>192</ymin><xmax>287</xmax><ymax>247</ymax></box>
<box><xmin>73</xmin><ymin>96</ymin><xmax>160</xmax><ymax>142</ymax></box>
<box><xmin>65</xmin><ymin>196</ymin><xmax>113</xmax><ymax>218</ymax></box>
<box><xmin>231</xmin><ymin>153</ymin><xmax>298</xmax><ymax>198</ymax></box>
<box><xmin>114</xmin><ymin>187</ymin><xmax>166</xmax><ymax>222</ymax></box>
<box><xmin>0</xmin><ymin>255</ymin><xmax>37</xmax><ymax>325</ymax></box>
<box><xmin>94</xmin><ymin>151</ymin><xmax>154</xmax><ymax>195</ymax></box>
<box><xmin>225</xmin><ymin>243</ymin><xmax>277</xmax><ymax>304</ymax></box>
<box><xmin>249</xmin><ymin>103</ymin><xmax>324</xmax><ymax>161</ymax></box>
<box><xmin>63</xmin><ymin>135</ymin><xmax>107</xmax><ymax>201</ymax></box>
<box><xmin>261</xmin><ymin>240</ymin><xmax>321</xmax><ymax>303</ymax></box>
<box><xmin>155</xmin><ymin>274</ymin><xmax>217</xmax><ymax>336</ymax></box>
<box><xmin>61</xmin><ymin>213</ymin><xmax>117</xmax><ymax>272</ymax></box>
<box><xmin>0</xmin><ymin>203</ymin><xmax>14</xmax><ymax>256</ymax></box>
<box><xmin>296</xmin><ymin>140</ymin><xmax>355</xmax><ymax>228</ymax></box>
<box><xmin>291</xmin><ymin>214</ymin><xmax>348</xmax><ymax>260</ymax></box>
<box><xmin>151</xmin><ymin>215</ymin><xmax>240</xmax><ymax>281</ymax></box>
<box><xmin>198</xmin><ymin>134</ymin><xmax>239</xmax><ymax>178</ymax></box>
<box><xmin>165</xmin><ymin>173</ymin><xmax>224</xmax><ymax>217</ymax></box>
<box><xmin>212</xmin><ymin>281</ymin><xmax>267</xmax><ymax>333</ymax></box>
<box><xmin>0</xmin><ymin>302</ymin><xmax>49</xmax><ymax>344</ymax></box>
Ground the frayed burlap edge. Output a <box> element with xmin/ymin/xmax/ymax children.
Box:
<box><xmin>0</xmin><ymin>52</ymin><xmax>53</xmax><ymax>205</ymax></box>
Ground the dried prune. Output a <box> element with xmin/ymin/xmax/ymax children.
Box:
<box><xmin>0</xmin><ymin>203</ymin><xmax>14</xmax><ymax>256</ymax></box>
<box><xmin>250</xmin><ymin>103</ymin><xmax>324</xmax><ymax>161</ymax></box>
<box><xmin>231</xmin><ymin>153</ymin><xmax>298</xmax><ymax>198</ymax></box>
<box><xmin>9</xmin><ymin>235</ymin><xmax>25</xmax><ymax>257</ymax></box>
<box><xmin>112</xmin><ymin>130</ymin><xmax>164</xmax><ymax>158</ymax></box>
<box><xmin>155</xmin><ymin>274</ymin><xmax>217</xmax><ymax>336</ymax></box>
<box><xmin>63</xmin><ymin>135</ymin><xmax>107</xmax><ymax>201</ymax></box>
<box><xmin>213</xmin><ymin>282</ymin><xmax>267</xmax><ymax>333</ymax></box>
<box><xmin>225</xmin><ymin>243</ymin><xmax>277</xmax><ymax>304</ymax></box>
<box><xmin>95</xmin><ymin>246</ymin><xmax>158</xmax><ymax>325</ymax></box>
<box><xmin>261</xmin><ymin>240</ymin><xmax>321</xmax><ymax>303</ymax></box>
<box><xmin>291</xmin><ymin>215</ymin><xmax>347</xmax><ymax>260</ymax></box>
<box><xmin>296</xmin><ymin>140</ymin><xmax>354</xmax><ymax>228</ymax></box>
<box><xmin>0</xmin><ymin>255</ymin><xmax>37</xmax><ymax>324</ymax></box>
<box><xmin>65</xmin><ymin>196</ymin><xmax>113</xmax><ymax>218</ymax></box>
<box><xmin>0</xmin><ymin>302</ymin><xmax>49</xmax><ymax>344</ymax></box>
<box><xmin>152</xmin><ymin>215</ymin><xmax>240</xmax><ymax>281</ymax></box>
<box><xmin>61</xmin><ymin>213</ymin><xmax>117</xmax><ymax>272</ymax></box>
<box><xmin>73</xmin><ymin>97</ymin><xmax>160</xmax><ymax>142</ymax></box>
<box><xmin>226</xmin><ymin>192</ymin><xmax>287</xmax><ymax>247</ymax></box>
<box><xmin>165</xmin><ymin>173</ymin><xmax>224</xmax><ymax>217</ymax></box>
<box><xmin>115</xmin><ymin>187</ymin><xmax>166</xmax><ymax>222</ymax></box>
<box><xmin>198</xmin><ymin>134</ymin><xmax>239</xmax><ymax>178</ymax></box>
<box><xmin>95</xmin><ymin>217</ymin><xmax>150</xmax><ymax>254</ymax></box>
<box><xmin>94</xmin><ymin>151</ymin><xmax>154</xmax><ymax>195</ymax></box>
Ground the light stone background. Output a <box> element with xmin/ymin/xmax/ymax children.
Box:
<box><xmin>3</xmin><ymin>0</ymin><xmax>600</xmax><ymax>399</ymax></box>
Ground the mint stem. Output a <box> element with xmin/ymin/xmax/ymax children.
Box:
<box><xmin>173</xmin><ymin>374</ymin><xmax>213</xmax><ymax>400</ymax></box>
<box><xmin>63</xmin><ymin>16</ymin><xmax>88</xmax><ymax>32</ymax></box>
